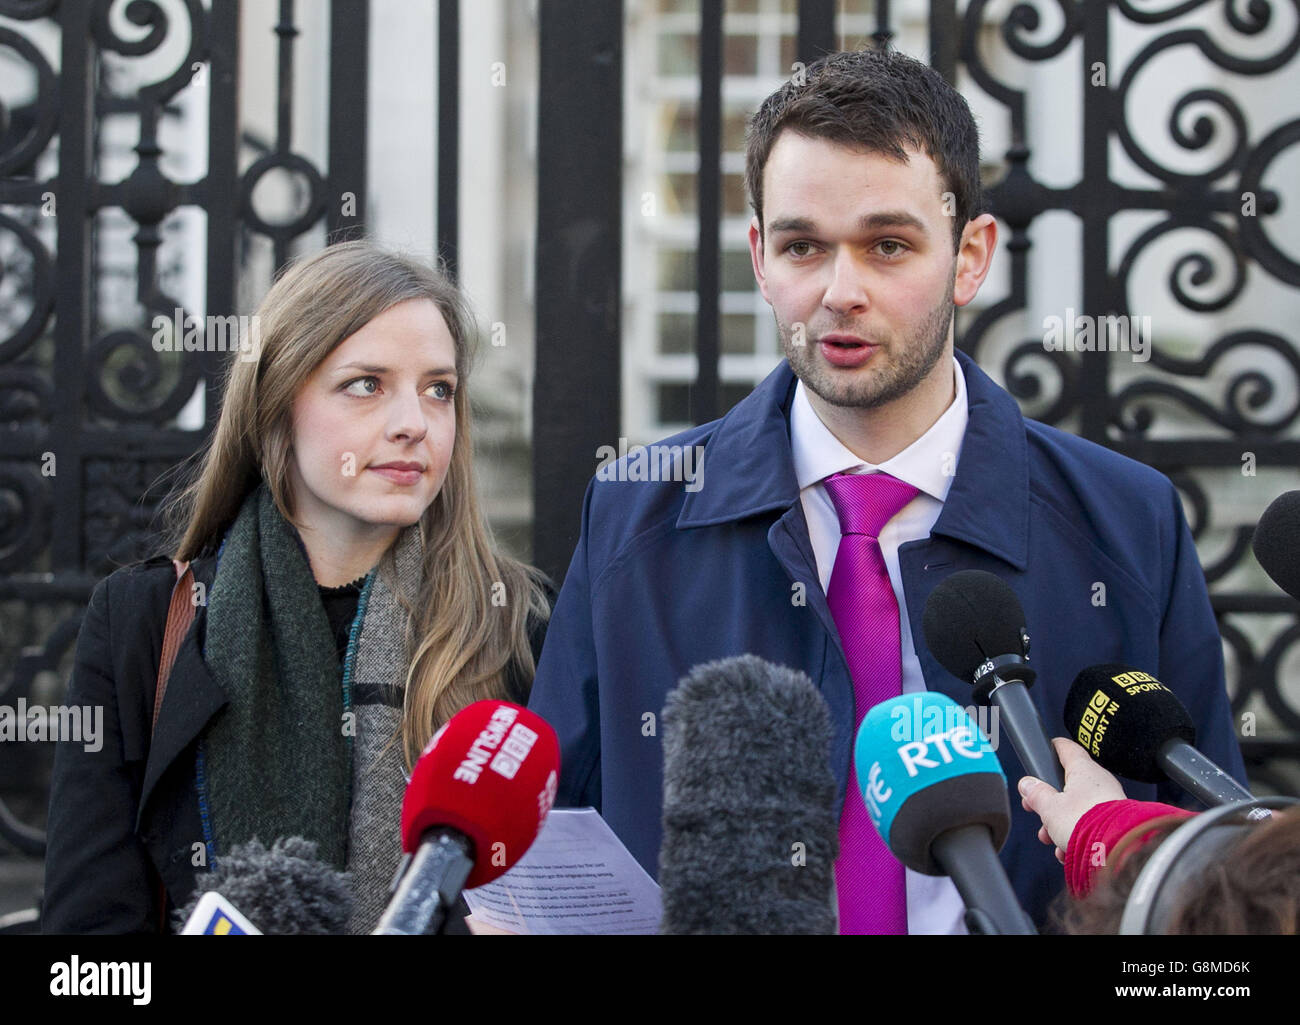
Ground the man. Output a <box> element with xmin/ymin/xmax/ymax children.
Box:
<box><xmin>528</xmin><ymin>49</ymin><xmax>1245</xmax><ymax>932</ymax></box>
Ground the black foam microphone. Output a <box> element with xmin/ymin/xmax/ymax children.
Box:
<box><xmin>922</xmin><ymin>570</ymin><xmax>1064</xmax><ymax>789</ymax></box>
<box><xmin>1065</xmin><ymin>664</ymin><xmax>1254</xmax><ymax>809</ymax></box>
<box><xmin>658</xmin><ymin>655</ymin><xmax>839</xmax><ymax>935</ymax></box>
<box><xmin>173</xmin><ymin>837</ymin><xmax>353</xmax><ymax>935</ymax></box>
<box><xmin>1252</xmin><ymin>490</ymin><xmax>1300</xmax><ymax>602</ymax></box>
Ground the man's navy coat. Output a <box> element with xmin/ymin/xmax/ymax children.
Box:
<box><xmin>528</xmin><ymin>350</ymin><xmax>1247</xmax><ymax>928</ymax></box>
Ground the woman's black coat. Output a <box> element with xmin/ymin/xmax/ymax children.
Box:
<box><xmin>44</xmin><ymin>556</ymin><xmax>221</xmax><ymax>933</ymax></box>
<box><xmin>41</xmin><ymin>555</ymin><xmax>547</xmax><ymax>933</ymax></box>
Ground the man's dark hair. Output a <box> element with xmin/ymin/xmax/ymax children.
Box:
<box><xmin>745</xmin><ymin>49</ymin><xmax>984</xmax><ymax>252</ymax></box>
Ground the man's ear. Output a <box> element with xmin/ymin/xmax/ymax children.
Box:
<box><xmin>953</xmin><ymin>213</ymin><xmax>997</xmax><ymax>308</ymax></box>
<box><xmin>748</xmin><ymin>216</ymin><xmax>772</xmax><ymax>304</ymax></box>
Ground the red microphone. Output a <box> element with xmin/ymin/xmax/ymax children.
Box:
<box><xmin>374</xmin><ymin>701</ymin><xmax>560</xmax><ymax>934</ymax></box>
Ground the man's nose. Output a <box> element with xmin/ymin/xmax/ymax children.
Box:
<box><xmin>821</xmin><ymin>248</ymin><xmax>870</xmax><ymax>317</ymax></box>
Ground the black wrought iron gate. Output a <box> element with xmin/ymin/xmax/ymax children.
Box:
<box><xmin>1</xmin><ymin>1</ymin><xmax>1297</xmax><ymax>908</ymax></box>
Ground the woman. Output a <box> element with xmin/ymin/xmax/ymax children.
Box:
<box><xmin>42</xmin><ymin>241</ymin><xmax>551</xmax><ymax>933</ymax></box>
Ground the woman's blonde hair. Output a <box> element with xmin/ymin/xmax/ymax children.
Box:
<box><xmin>165</xmin><ymin>240</ymin><xmax>549</xmax><ymax>767</ymax></box>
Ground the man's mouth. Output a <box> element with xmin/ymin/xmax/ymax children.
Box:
<box><xmin>820</xmin><ymin>334</ymin><xmax>872</xmax><ymax>349</ymax></box>
<box><xmin>817</xmin><ymin>335</ymin><xmax>879</xmax><ymax>367</ymax></box>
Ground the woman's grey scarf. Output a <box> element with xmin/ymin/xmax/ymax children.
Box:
<box><xmin>343</xmin><ymin>520</ymin><xmax>423</xmax><ymax>933</ymax></box>
<box><xmin>201</xmin><ymin>483</ymin><xmax>421</xmax><ymax>933</ymax></box>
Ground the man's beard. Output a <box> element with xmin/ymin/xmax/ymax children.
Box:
<box><xmin>779</xmin><ymin>267</ymin><xmax>956</xmax><ymax>410</ymax></box>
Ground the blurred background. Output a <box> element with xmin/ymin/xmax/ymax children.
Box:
<box><xmin>1</xmin><ymin>0</ymin><xmax>1298</xmax><ymax>931</ymax></box>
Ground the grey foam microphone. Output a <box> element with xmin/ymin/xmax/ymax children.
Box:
<box><xmin>658</xmin><ymin>655</ymin><xmax>839</xmax><ymax>934</ymax></box>
<box><xmin>173</xmin><ymin>836</ymin><xmax>353</xmax><ymax>934</ymax></box>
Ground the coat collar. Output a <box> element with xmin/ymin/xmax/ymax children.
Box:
<box><xmin>677</xmin><ymin>350</ymin><xmax>1029</xmax><ymax>570</ymax></box>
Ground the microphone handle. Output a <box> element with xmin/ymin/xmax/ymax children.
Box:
<box><xmin>989</xmin><ymin>678</ymin><xmax>1065</xmax><ymax>790</ymax></box>
<box><xmin>372</xmin><ymin>829</ymin><xmax>474</xmax><ymax>935</ymax></box>
<box><xmin>930</xmin><ymin>824</ymin><xmax>1037</xmax><ymax>935</ymax></box>
<box><xmin>1158</xmin><ymin>739</ymin><xmax>1254</xmax><ymax>808</ymax></box>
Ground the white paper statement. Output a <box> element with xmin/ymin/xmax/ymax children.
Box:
<box><xmin>462</xmin><ymin>807</ymin><xmax>662</xmax><ymax>934</ymax></box>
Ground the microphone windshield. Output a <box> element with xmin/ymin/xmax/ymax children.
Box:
<box><xmin>402</xmin><ymin>700</ymin><xmax>560</xmax><ymax>889</ymax></box>
<box><xmin>1064</xmin><ymin>664</ymin><xmax>1196</xmax><ymax>782</ymax></box>
<box><xmin>659</xmin><ymin>655</ymin><xmax>838</xmax><ymax>934</ymax></box>
<box><xmin>922</xmin><ymin>570</ymin><xmax>1034</xmax><ymax>701</ymax></box>
<box><xmin>854</xmin><ymin>692</ymin><xmax>1009</xmax><ymax>875</ymax></box>
<box><xmin>1253</xmin><ymin>490</ymin><xmax>1300</xmax><ymax>602</ymax></box>
<box><xmin>174</xmin><ymin>836</ymin><xmax>352</xmax><ymax>935</ymax></box>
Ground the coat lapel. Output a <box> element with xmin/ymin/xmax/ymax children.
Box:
<box><xmin>767</xmin><ymin>502</ymin><xmax>857</xmax><ymax>808</ymax></box>
<box><xmin>674</xmin><ymin>360</ymin><xmax>858</xmax><ymax>802</ymax></box>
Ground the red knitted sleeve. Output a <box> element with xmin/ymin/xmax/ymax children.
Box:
<box><xmin>1064</xmin><ymin>799</ymin><xmax>1196</xmax><ymax>897</ymax></box>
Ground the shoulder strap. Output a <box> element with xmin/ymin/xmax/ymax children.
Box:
<box><xmin>152</xmin><ymin>559</ymin><xmax>195</xmax><ymax>737</ymax></box>
<box><xmin>149</xmin><ymin>558</ymin><xmax>196</xmax><ymax>934</ymax></box>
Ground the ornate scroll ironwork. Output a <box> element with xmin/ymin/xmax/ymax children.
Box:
<box><xmin>951</xmin><ymin>0</ymin><xmax>1300</xmax><ymax>787</ymax></box>
<box><xmin>0</xmin><ymin>0</ymin><xmax>370</xmax><ymax>856</ymax></box>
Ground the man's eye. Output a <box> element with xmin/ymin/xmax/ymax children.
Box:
<box><xmin>343</xmin><ymin>376</ymin><xmax>379</xmax><ymax>396</ymax></box>
<box><xmin>787</xmin><ymin>241</ymin><xmax>815</xmax><ymax>257</ymax></box>
<box><xmin>877</xmin><ymin>240</ymin><xmax>907</xmax><ymax>257</ymax></box>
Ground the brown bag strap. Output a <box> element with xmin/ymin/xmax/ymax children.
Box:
<box><xmin>152</xmin><ymin>559</ymin><xmax>195</xmax><ymax>737</ymax></box>
<box><xmin>151</xmin><ymin>558</ymin><xmax>194</xmax><ymax>932</ymax></box>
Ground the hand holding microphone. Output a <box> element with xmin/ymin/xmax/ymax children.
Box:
<box><xmin>1023</xmin><ymin>660</ymin><xmax>1261</xmax><ymax>870</ymax></box>
<box><xmin>1017</xmin><ymin>737</ymin><xmax>1126</xmax><ymax>863</ymax></box>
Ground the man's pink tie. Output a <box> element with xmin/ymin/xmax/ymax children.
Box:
<box><xmin>823</xmin><ymin>470</ymin><xmax>919</xmax><ymax>935</ymax></box>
